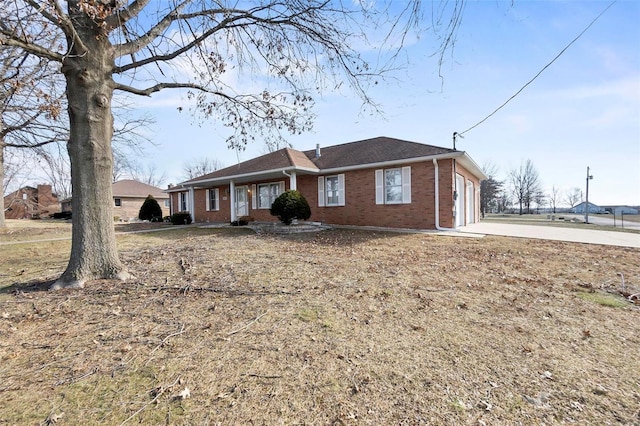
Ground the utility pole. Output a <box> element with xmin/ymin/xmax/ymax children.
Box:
<box><xmin>585</xmin><ymin>166</ymin><xmax>593</xmax><ymax>224</ymax></box>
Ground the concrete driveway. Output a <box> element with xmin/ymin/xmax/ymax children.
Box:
<box><xmin>459</xmin><ymin>222</ymin><xmax>640</xmax><ymax>248</ymax></box>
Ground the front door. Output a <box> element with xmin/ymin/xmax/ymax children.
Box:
<box><xmin>235</xmin><ymin>186</ymin><xmax>248</xmax><ymax>217</ymax></box>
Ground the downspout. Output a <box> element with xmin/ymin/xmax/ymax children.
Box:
<box><xmin>433</xmin><ymin>158</ymin><xmax>457</xmax><ymax>231</ymax></box>
<box><xmin>282</xmin><ymin>170</ymin><xmax>297</xmax><ymax>190</ymax></box>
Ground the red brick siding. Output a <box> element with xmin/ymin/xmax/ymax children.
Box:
<box><xmin>179</xmin><ymin>158</ymin><xmax>480</xmax><ymax>230</ymax></box>
<box><xmin>297</xmin><ymin>160</ymin><xmax>457</xmax><ymax>229</ymax></box>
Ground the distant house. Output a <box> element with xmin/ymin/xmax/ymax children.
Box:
<box><xmin>111</xmin><ymin>180</ymin><xmax>170</xmax><ymax>221</ymax></box>
<box><xmin>61</xmin><ymin>180</ymin><xmax>170</xmax><ymax>221</ymax></box>
<box><xmin>570</xmin><ymin>201</ymin><xmax>604</xmax><ymax>214</ymax></box>
<box><xmin>167</xmin><ymin>136</ymin><xmax>487</xmax><ymax>230</ymax></box>
<box><xmin>610</xmin><ymin>206</ymin><xmax>639</xmax><ymax>215</ymax></box>
<box><xmin>3</xmin><ymin>184</ymin><xmax>60</xmax><ymax>219</ymax></box>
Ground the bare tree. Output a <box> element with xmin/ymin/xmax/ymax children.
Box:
<box><xmin>1</xmin><ymin>23</ymin><xmax>65</xmax><ymax>228</ymax></box>
<box><xmin>479</xmin><ymin>161</ymin><xmax>503</xmax><ymax>218</ymax></box>
<box><xmin>496</xmin><ymin>192</ymin><xmax>511</xmax><ymax>213</ymax></box>
<box><xmin>126</xmin><ymin>162</ymin><xmax>167</xmax><ymax>188</ymax></box>
<box><xmin>2</xmin><ymin>1</ymin><xmax>465</xmax><ymax>289</ymax></box>
<box><xmin>182</xmin><ymin>157</ymin><xmax>224</xmax><ymax>181</ymax></box>
<box><xmin>549</xmin><ymin>185</ymin><xmax>561</xmax><ymax>214</ymax></box>
<box><xmin>565</xmin><ymin>187</ymin><xmax>582</xmax><ymax>209</ymax></box>
<box><xmin>1</xmin><ymin>11</ymin><xmax>152</xmax><ymax>228</ymax></box>
<box><xmin>509</xmin><ymin>159</ymin><xmax>542</xmax><ymax>215</ymax></box>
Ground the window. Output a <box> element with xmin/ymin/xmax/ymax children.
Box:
<box><xmin>318</xmin><ymin>175</ymin><xmax>345</xmax><ymax>207</ymax></box>
<box><xmin>206</xmin><ymin>188</ymin><xmax>219</xmax><ymax>211</ymax></box>
<box><xmin>114</xmin><ymin>198</ymin><xmax>122</xmax><ymax>207</ymax></box>
<box><xmin>164</xmin><ymin>199</ymin><xmax>170</xmax><ymax>208</ymax></box>
<box><xmin>385</xmin><ymin>169</ymin><xmax>403</xmax><ymax>203</ymax></box>
<box><xmin>375</xmin><ymin>166</ymin><xmax>411</xmax><ymax>205</ymax></box>
<box><xmin>257</xmin><ymin>182</ymin><xmax>283</xmax><ymax>209</ymax></box>
<box><xmin>179</xmin><ymin>192</ymin><xmax>188</xmax><ymax>212</ymax></box>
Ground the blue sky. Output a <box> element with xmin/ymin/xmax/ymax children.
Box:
<box><xmin>134</xmin><ymin>0</ymin><xmax>639</xmax><ymax>206</ymax></box>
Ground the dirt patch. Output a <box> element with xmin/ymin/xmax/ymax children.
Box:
<box><xmin>0</xmin><ymin>228</ymin><xmax>638</xmax><ymax>424</ymax></box>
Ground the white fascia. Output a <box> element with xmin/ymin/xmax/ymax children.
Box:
<box><xmin>181</xmin><ymin>166</ymin><xmax>320</xmax><ymax>188</ymax></box>
<box><xmin>317</xmin><ymin>152</ymin><xmax>466</xmax><ymax>175</ymax></box>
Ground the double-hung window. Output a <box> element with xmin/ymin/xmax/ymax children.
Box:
<box><xmin>375</xmin><ymin>166</ymin><xmax>412</xmax><ymax>204</ymax></box>
<box><xmin>257</xmin><ymin>182</ymin><xmax>283</xmax><ymax>209</ymax></box>
<box><xmin>318</xmin><ymin>174</ymin><xmax>345</xmax><ymax>207</ymax></box>
<box><xmin>206</xmin><ymin>188</ymin><xmax>220</xmax><ymax>211</ymax></box>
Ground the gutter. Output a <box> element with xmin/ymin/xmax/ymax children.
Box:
<box><xmin>433</xmin><ymin>158</ymin><xmax>457</xmax><ymax>231</ymax></box>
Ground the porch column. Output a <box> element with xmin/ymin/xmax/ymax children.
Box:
<box><xmin>289</xmin><ymin>171</ymin><xmax>297</xmax><ymax>190</ymax></box>
<box><xmin>229</xmin><ymin>180</ymin><xmax>236</xmax><ymax>222</ymax></box>
<box><xmin>188</xmin><ymin>187</ymin><xmax>195</xmax><ymax>221</ymax></box>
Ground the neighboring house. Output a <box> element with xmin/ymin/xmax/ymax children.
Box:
<box><xmin>112</xmin><ymin>180</ymin><xmax>170</xmax><ymax>221</ymax></box>
<box><xmin>570</xmin><ymin>201</ymin><xmax>605</xmax><ymax>214</ymax></box>
<box><xmin>605</xmin><ymin>206</ymin><xmax>639</xmax><ymax>215</ymax></box>
<box><xmin>3</xmin><ymin>184</ymin><xmax>60</xmax><ymax>219</ymax></box>
<box><xmin>167</xmin><ymin>136</ymin><xmax>487</xmax><ymax>230</ymax></box>
<box><xmin>61</xmin><ymin>180</ymin><xmax>170</xmax><ymax>221</ymax></box>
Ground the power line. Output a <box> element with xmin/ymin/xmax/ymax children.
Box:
<box><xmin>458</xmin><ymin>0</ymin><xmax>616</xmax><ymax>137</ymax></box>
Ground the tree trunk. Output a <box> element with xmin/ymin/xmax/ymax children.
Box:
<box><xmin>52</xmin><ymin>9</ymin><xmax>129</xmax><ymax>289</ymax></box>
<box><xmin>0</xmin><ymin>139</ymin><xmax>6</xmax><ymax>229</ymax></box>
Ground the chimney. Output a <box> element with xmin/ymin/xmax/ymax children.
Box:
<box><xmin>315</xmin><ymin>144</ymin><xmax>321</xmax><ymax>158</ymax></box>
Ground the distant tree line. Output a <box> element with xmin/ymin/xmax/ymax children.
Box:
<box><xmin>480</xmin><ymin>160</ymin><xmax>586</xmax><ymax>216</ymax></box>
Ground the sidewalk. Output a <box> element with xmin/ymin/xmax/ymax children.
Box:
<box><xmin>459</xmin><ymin>222</ymin><xmax>640</xmax><ymax>248</ymax></box>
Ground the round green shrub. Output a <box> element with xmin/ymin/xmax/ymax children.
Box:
<box><xmin>270</xmin><ymin>190</ymin><xmax>311</xmax><ymax>225</ymax></box>
<box><xmin>170</xmin><ymin>212</ymin><xmax>192</xmax><ymax>225</ymax></box>
<box><xmin>138</xmin><ymin>195</ymin><xmax>163</xmax><ymax>221</ymax></box>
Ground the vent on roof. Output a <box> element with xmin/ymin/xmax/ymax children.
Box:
<box><xmin>315</xmin><ymin>144</ymin><xmax>321</xmax><ymax>158</ymax></box>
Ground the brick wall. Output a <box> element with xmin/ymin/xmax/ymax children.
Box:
<box><xmin>3</xmin><ymin>185</ymin><xmax>60</xmax><ymax>219</ymax></box>
<box><xmin>179</xmin><ymin>158</ymin><xmax>481</xmax><ymax>230</ymax></box>
<box><xmin>113</xmin><ymin>196</ymin><xmax>170</xmax><ymax>221</ymax></box>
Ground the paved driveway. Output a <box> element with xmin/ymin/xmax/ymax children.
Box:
<box><xmin>459</xmin><ymin>222</ymin><xmax>640</xmax><ymax>248</ymax></box>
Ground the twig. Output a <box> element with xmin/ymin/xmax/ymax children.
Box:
<box><xmin>145</xmin><ymin>286</ymin><xmax>298</xmax><ymax>296</ymax></box>
<box><xmin>245</xmin><ymin>373</ymin><xmax>282</xmax><ymax>379</ymax></box>
<box><xmin>150</xmin><ymin>324</ymin><xmax>188</xmax><ymax>354</ymax></box>
<box><xmin>227</xmin><ymin>311</ymin><xmax>269</xmax><ymax>336</ymax></box>
<box><xmin>120</xmin><ymin>375</ymin><xmax>181</xmax><ymax>425</ymax></box>
<box><xmin>54</xmin><ymin>367</ymin><xmax>98</xmax><ymax>386</ymax></box>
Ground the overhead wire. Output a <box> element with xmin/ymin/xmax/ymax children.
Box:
<box><xmin>457</xmin><ymin>0</ymin><xmax>617</xmax><ymax>137</ymax></box>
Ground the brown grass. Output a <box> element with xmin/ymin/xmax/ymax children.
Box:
<box><xmin>1</xmin><ymin>224</ymin><xmax>639</xmax><ymax>425</ymax></box>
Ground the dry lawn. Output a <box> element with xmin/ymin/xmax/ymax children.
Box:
<box><xmin>1</xmin><ymin>222</ymin><xmax>639</xmax><ymax>425</ymax></box>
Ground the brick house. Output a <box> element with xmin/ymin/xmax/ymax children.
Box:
<box><xmin>61</xmin><ymin>180</ymin><xmax>170</xmax><ymax>221</ymax></box>
<box><xmin>3</xmin><ymin>184</ymin><xmax>60</xmax><ymax>219</ymax></box>
<box><xmin>111</xmin><ymin>180</ymin><xmax>170</xmax><ymax>221</ymax></box>
<box><xmin>167</xmin><ymin>137</ymin><xmax>487</xmax><ymax>230</ymax></box>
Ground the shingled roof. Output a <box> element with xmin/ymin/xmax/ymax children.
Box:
<box><xmin>302</xmin><ymin>136</ymin><xmax>455</xmax><ymax>169</ymax></box>
<box><xmin>177</xmin><ymin>136</ymin><xmax>481</xmax><ymax>187</ymax></box>
<box><xmin>183</xmin><ymin>148</ymin><xmax>319</xmax><ymax>185</ymax></box>
<box><xmin>112</xmin><ymin>180</ymin><xmax>168</xmax><ymax>199</ymax></box>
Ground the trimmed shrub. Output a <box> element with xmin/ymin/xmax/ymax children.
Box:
<box><xmin>139</xmin><ymin>195</ymin><xmax>163</xmax><ymax>221</ymax></box>
<box><xmin>170</xmin><ymin>212</ymin><xmax>192</xmax><ymax>225</ymax></box>
<box><xmin>270</xmin><ymin>190</ymin><xmax>311</xmax><ymax>225</ymax></box>
<box><xmin>230</xmin><ymin>216</ymin><xmax>254</xmax><ymax>226</ymax></box>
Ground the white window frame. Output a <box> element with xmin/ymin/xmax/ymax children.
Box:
<box><xmin>257</xmin><ymin>181</ymin><xmax>284</xmax><ymax>209</ymax></box>
<box><xmin>164</xmin><ymin>199</ymin><xmax>170</xmax><ymax>208</ymax></box>
<box><xmin>318</xmin><ymin>174</ymin><xmax>345</xmax><ymax>207</ymax></box>
<box><xmin>179</xmin><ymin>192</ymin><xmax>188</xmax><ymax>212</ymax></box>
<box><xmin>205</xmin><ymin>188</ymin><xmax>220</xmax><ymax>211</ymax></box>
<box><xmin>375</xmin><ymin>166</ymin><xmax>411</xmax><ymax>205</ymax></box>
